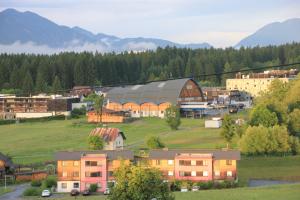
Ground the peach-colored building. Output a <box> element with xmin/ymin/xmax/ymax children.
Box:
<box><xmin>105</xmin><ymin>78</ymin><xmax>204</xmax><ymax>118</ymax></box>
<box><xmin>149</xmin><ymin>149</ymin><xmax>240</xmax><ymax>182</ymax></box>
<box><xmin>56</xmin><ymin>150</ymin><xmax>134</xmax><ymax>193</ymax></box>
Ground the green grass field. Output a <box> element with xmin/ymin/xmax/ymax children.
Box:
<box><xmin>20</xmin><ymin>184</ymin><xmax>300</xmax><ymax>200</ymax></box>
<box><xmin>0</xmin><ymin>187</ymin><xmax>13</xmax><ymax>196</ymax></box>
<box><xmin>1</xmin><ymin>115</ymin><xmax>300</xmax><ymax>186</ymax></box>
<box><xmin>0</xmin><ymin>117</ymin><xmax>226</xmax><ymax>164</ymax></box>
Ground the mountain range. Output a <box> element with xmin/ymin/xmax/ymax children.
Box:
<box><xmin>235</xmin><ymin>18</ymin><xmax>300</xmax><ymax>48</ymax></box>
<box><xmin>0</xmin><ymin>8</ymin><xmax>211</xmax><ymax>53</ymax></box>
<box><xmin>0</xmin><ymin>8</ymin><xmax>300</xmax><ymax>54</ymax></box>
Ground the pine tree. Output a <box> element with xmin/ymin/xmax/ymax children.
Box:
<box><xmin>221</xmin><ymin>62</ymin><xmax>232</xmax><ymax>86</ymax></box>
<box><xmin>35</xmin><ymin>71</ymin><xmax>47</xmax><ymax>93</ymax></box>
<box><xmin>22</xmin><ymin>71</ymin><xmax>34</xmax><ymax>96</ymax></box>
<box><xmin>52</xmin><ymin>75</ymin><xmax>62</xmax><ymax>93</ymax></box>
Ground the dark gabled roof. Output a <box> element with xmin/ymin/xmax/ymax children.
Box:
<box><xmin>0</xmin><ymin>152</ymin><xmax>14</xmax><ymax>168</ymax></box>
<box><xmin>106</xmin><ymin>78</ymin><xmax>197</xmax><ymax>105</ymax></box>
<box><xmin>55</xmin><ymin>150</ymin><xmax>134</xmax><ymax>161</ymax></box>
<box><xmin>149</xmin><ymin>149</ymin><xmax>241</xmax><ymax>160</ymax></box>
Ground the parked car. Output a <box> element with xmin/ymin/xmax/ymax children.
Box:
<box><xmin>237</xmin><ymin>103</ymin><xmax>244</xmax><ymax>109</ymax></box>
<box><xmin>41</xmin><ymin>189</ymin><xmax>51</xmax><ymax>197</ymax></box>
<box><xmin>228</xmin><ymin>105</ymin><xmax>238</xmax><ymax>113</ymax></box>
<box><xmin>104</xmin><ymin>188</ymin><xmax>110</xmax><ymax>195</ymax></box>
<box><xmin>192</xmin><ymin>186</ymin><xmax>199</xmax><ymax>191</ymax></box>
<box><xmin>70</xmin><ymin>189</ymin><xmax>80</xmax><ymax>196</ymax></box>
<box><xmin>180</xmin><ymin>188</ymin><xmax>188</xmax><ymax>192</ymax></box>
<box><xmin>82</xmin><ymin>189</ymin><xmax>91</xmax><ymax>196</ymax></box>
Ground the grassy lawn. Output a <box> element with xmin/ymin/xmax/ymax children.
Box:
<box><xmin>21</xmin><ymin>184</ymin><xmax>300</xmax><ymax>200</ymax></box>
<box><xmin>175</xmin><ymin>183</ymin><xmax>300</xmax><ymax>200</ymax></box>
<box><xmin>1</xmin><ymin>113</ymin><xmax>300</xmax><ymax>185</ymax></box>
<box><xmin>0</xmin><ymin>117</ymin><xmax>227</xmax><ymax>164</ymax></box>
<box><xmin>0</xmin><ymin>186</ymin><xmax>13</xmax><ymax>196</ymax></box>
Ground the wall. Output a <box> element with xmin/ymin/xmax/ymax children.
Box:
<box><xmin>226</xmin><ymin>78</ymin><xmax>290</xmax><ymax>97</ymax></box>
<box><xmin>15</xmin><ymin>172</ymin><xmax>47</xmax><ymax>181</ymax></box>
<box><xmin>150</xmin><ymin>159</ymin><xmax>175</xmax><ymax>180</ymax></box>
<box><xmin>87</xmin><ymin>112</ymin><xmax>124</xmax><ymax>123</ymax></box>
<box><xmin>80</xmin><ymin>154</ymin><xmax>107</xmax><ymax>192</ymax></box>
<box><xmin>174</xmin><ymin>154</ymin><xmax>213</xmax><ymax>182</ymax></box>
<box><xmin>16</xmin><ymin>112</ymin><xmax>53</xmax><ymax>119</ymax></box>
<box><xmin>57</xmin><ymin>181</ymin><xmax>80</xmax><ymax>193</ymax></box>
<box><xmin>213</xmin><ymin>160</ymin><xmax>237</xmax><ymax>180</ymax></box>
<box><xmin>57</xmin><ymin>160</ymin><xmax>80</xmax><ymax>192</ymax></box>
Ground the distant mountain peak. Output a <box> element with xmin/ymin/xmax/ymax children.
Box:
<box><xmin>235</xmin><ymin>18</ymin><xmax>300</xmax><ymax>48</ymax></box>
<box><xmin>0</xmin><ymin>8</ymin><xmax>211</xmax><ymax>54</ymax></box>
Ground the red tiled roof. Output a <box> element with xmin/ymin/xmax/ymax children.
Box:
<box><xmin>89</xmin><ymin>127</ymin><xmax>126</xmax><ymax>143</ymax></box>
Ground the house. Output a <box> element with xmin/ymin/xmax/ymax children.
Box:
<box><xmin>148</xmin><ymin>149</ymin><xmax>240</xmax><ymax>182</ymax></box>
<box><xmin>0</xmin><ymin>152</ymin><xmax>14</xmax><ymax>178</ymax></box>
<box><xmin>89</xmin><ymin>128</ymin><xmax>126</xmax><ymax>150</ymax></box>
<box><xmin>15</xmin><ymin>170</ymin><xmax>48</xmax><ymax>181</ymax></box>
<box><xmin>55</xmin><ymin>149</ymin><xmax>240</xmax><ymax>193</ymax></box>
<box><xmin>55</xmin><ymin>150</ymin><xmax>134</xmax><ymax>193</ymax></box>
<box><xmin>105</xmin><ymin>78</ymin><xmax>204</xmax><ymax>118</ymax></box>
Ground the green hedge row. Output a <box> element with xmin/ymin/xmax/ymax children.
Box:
<box><xmin>0</xmin><ymin>115</ymin><xmax>66</xmax><ymax>125</ymax></box>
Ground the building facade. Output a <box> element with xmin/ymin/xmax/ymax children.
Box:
<box><xmin>105</xmin><ymin>78</ymin><xmax>204</xmax><ymax>118</ymax></box>
<box><xmin>55</xmin><ymin>150</ymin><xmax>134</xmax><ymax>193</ymax></box>
<box><xmin>56</xmin><ymin>149</ymin><xmax>240</xmax><ymax>193</ymax></box>
<box><xmin>226</xmin><ymin>69</ymin><xmax>299</xmax><ymax>97</ymax></box>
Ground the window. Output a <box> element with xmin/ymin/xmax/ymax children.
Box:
<box><xmin>227</xmin><ymin>171</ymin><xmax>232</xmax><ymax>177</ymax></box>
<box><xmin>203</xmin><ymin>160</ymin><xmax>209</xmax><ymax>166</ymax></box>
<box><xmin>196</xmin><ymin>171</ymin><xmax>203</xmax><ymax>177</ymax></box>
<box><xmin>155</xmin><ymin>160</ymin><xmax>161</xmax><ymax>165</ymax></box>
<box><xmin>73</xmin><ymin>183</ymin><xmax>79</xmax><ymax>188</ymax></box>
<box><xmin>191</xmin><ymin>160</ymin><xmax>196</xmax><ymax>166</ymax></box>
<box><xmin>62</xmin><ymin>161</ymin><xmax>67</xmax><ymax>166</ymax></box>
<box><xmin>73</xmin><ymin>161</ymin><xmax>79</xmax><ymax>166</ymax></box>
<box><xmin>108</xmin><ymin>171</ymin><xmax>114</xmax><ymax>177</ymax></box>
<box><xmin>85</xmin><ymin>172</ymin><xmax>102</xmax><ymax>177</ymax></box>
<box><xmin>62</xmin><ymin>172</ymin><xmax>67</xmax><ymax>177</ymax></box>
<box><xmin>203</xmin><ymin>171</ymin><xmax>208</xmax><ymax>177</ymax></box>
<box><xmin>196</xmin><ymin>160</ymin><xmax>203</xmax><ymax>166</ymax></box>
<box><xmin>168</xmin><ymin>171</ymin><xmax>174</xmax><ymax>176</ymax></box>
<box><xmin>73</xmin><ymin>171</ymin><xmax>79</xmax><ymax>177</ymax></box>
<box><xmin>168</xmin><ymin>160</ymin><xmax>174</xmax><ymax>165</ymax></box>
<box><xmin>179</xmin><ymin>160</ymin><xmax>191</xmax><ymax>166</ymax></box>
<box><xmin>85</xmin><ymin>161</ymin><xmax>101</xmax><ymax>166</ymax></box>
<box><xmin>226</xmin><ymin>160</ymin><xmax>232</xmax><ymax>165</ymax></box>
<box><xmin>179</xmin><ymin>171</ymin><xmax>191</xmax><ymax>177</ymax></box>
<box><xmin>61</xmin><ymin>183</ymin><xmax>67</xmax><ymax>189</ymax></box>
<box><xmin>191</xmin><ymin>171</ymin><xmax>196</xmax><ymax>177</ymax></box>
<box><xmin>214</xmin><ymin>171</ymin><xmax>220</xmax><ymax>176</ymax></box>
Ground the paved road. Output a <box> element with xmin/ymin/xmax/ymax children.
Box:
<box><xmin>248</xmin><ymin>179</ymin><xmax>300</xmax><ymax>187</ymax></box>
<box><xmin>0</xmin><ymin>184</ymin><xmax>29</xmax><ymax>200</ymax></box>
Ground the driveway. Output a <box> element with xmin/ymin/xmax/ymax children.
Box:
<box><xmin>0</xmin><ymin>184</ymin><xmax>29</xmax><ymax>200</ymax></box>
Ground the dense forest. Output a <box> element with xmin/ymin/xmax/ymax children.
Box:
<box><xmin>0</xmin><ymin>43</ymin><xmax>300</xmax><ymax>95</ymax></box>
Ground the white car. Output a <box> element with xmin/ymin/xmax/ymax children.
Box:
<box><xmin>104</xmin><ymin>188</ymin><xmax>110</xmax><ymax>195</ymax></box>
<box><xmin>41</xmin><ymin>189</ymin><xmax>51</xmax><ymax>197</ymax></box>
<box><xmin>180</xmin><ymin>188</ymin><xmax>188</xmax><ymax>192</ymax></box>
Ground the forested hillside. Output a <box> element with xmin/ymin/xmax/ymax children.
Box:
<box><xmin>1</xmin><ymin>43</ymin><xmax>300</xmax><ymax>95</ymax></box>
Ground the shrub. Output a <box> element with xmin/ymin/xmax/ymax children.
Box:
<box><xmin>44</xmin><ymin>176</ymin><xmax>57</xmax><ymax>188</ymax></box>
<box><xmin>23</xmin><ymin>187</ymin><xmax>40</xmax><ymax>196</ymax></box>
<box><xmin>31</xmin><ymin>180</ymin><xmax>42</xmax><ymax>187</ymax></box>
<box><xmin>197</xmin><ymin>181</ymin><xmax>213</xmax><ymax>190</ymax></box>
<box><xmin>89</xmin><ymin>184</ymin><xmax>98</xmax><ymax>192</ymax></box>
<box><xmin>0</xmin><ymin>120</ymin><xmax>15</xmax><ymax>125</ymax></box>
<box><xmin>146</xmin><ymin>136</ymin><xmax>165</xmax><ymax>149</ymax></box>
<box><xmin>170</xmin><ymin>180</ymin><xmax>181</xmax><ymax>191</ymax></box>
<box><xmin>214</xmin><ymin>181</ymin><xmax>226</xmax><ymax>189</ymax></box>
<box><xmin>71</xmin><ymin>107</ymin><xmax>86</xmax><ymax>118</ymax></box>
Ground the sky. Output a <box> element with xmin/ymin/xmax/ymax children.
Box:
<box><xmin>1</xmin><ymin>0</ymin><xmax>300</xmax><ymax>47</ymax></box>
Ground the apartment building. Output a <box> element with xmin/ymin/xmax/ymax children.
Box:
<box><xmin>226</xmin><ymin>69</ymin><xmax>299</xmax><ymax>97</ymax></box>
<box><xmin>149</xmin><ymin>149</ymin><xmax>240</xmax><ymax>182</ymax></box>
<box><xmin>55</xmin><ymin>150</ymin><xmax>134</xmax><ymax>193</ymax></box>
<box><xmin>56</xmin><ymin>149</ymin><xmax>240</xmax><ymax>193</ymax></box>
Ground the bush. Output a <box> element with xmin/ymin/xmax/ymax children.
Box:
<box><xmin>170</xmin><ymin>180</ymin><xmax>181</xmax><ymax>191</ymax></box>
<box><xmin>23</xmin><ymin>187</ymin><xmax>40</xmax><ymax>196</ymax></box>
<box><xmin>71</xmin><ymin>107</ymin><xmax>86</xmax><ymax>118</ymax></box>
<box><xmin>0</xmin><ymin>120</ymin><xmax>15</xmax><ymax>125</ymax></box>
<box><xmin>146</xmin><ymin>136</ymin><xmax>165</xmax><ymax>149</ymax></box>
<box><xmin>197</xmin><ymin>181</ymin><xmax>213</xmax><ymax>190</ymax></box>
<box><xmin>89</xmin><ymin>184</ymin><xmax>98</xmax><ymax>192</ymax></box>
<box><xmin>43</xmin><ymin>176</ymin><xmax>57</xmax><ymax>188</ymax></box>
<box><xmin>20</xmin><ymin>115</ymin><xmax>65</xmax><ymax>123</ymax></box>
<box><xmin>31</xmin><ymin>180</ymin><xmax>42</xmax><ymax>187</ymax></box>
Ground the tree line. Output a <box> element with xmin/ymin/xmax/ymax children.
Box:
<box><xmin>1</xmin><ymin>43</ymin><xmax>300</xmax><ymax>95</ymax></box>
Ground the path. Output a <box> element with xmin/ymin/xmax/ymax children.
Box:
<box><xmin>0</xmin><ymin>184</ymin><xmax>29</xmax><ymax>200</ymax></box>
